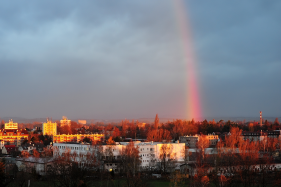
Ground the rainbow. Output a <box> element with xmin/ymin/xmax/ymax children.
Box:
<box><xmin>173</xmin><ymin>0</ymin><xmax>202</xmax><ymax>121</ymax></box>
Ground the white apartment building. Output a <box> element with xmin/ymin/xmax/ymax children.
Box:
<box><xmin>53</xmin><ymin>142</ymin><xmax>100</xmax><ymax>168</ymax></box>
<box><xmin>179</xmin><ymin>134</ymin><xmax>219</xmax><ymax>148</ymax></box>
<box><xmin>54</xmin><ymin>141</ymin><xmax>185</xmax><ymax>171</ymax></box>
<box><xmin>119</xmin><ymin>141</ymin><xmax>185</xmax><ymax>168</ymax></box>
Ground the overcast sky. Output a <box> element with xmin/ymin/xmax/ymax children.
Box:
<box><xmin>0</xmin><ymin>0</ymin><xmax>280</xmax><ymax>120</ymax></box>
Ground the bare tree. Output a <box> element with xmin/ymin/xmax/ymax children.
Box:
<box><xmin>120</xmin><ymin>142</ymin><xmax>145</xmax><ymax>187</ymax></box>
<box><xmin>158</xmin><ymin>144</ymin><xmax>175</xmax><ymax>174</ymax></box>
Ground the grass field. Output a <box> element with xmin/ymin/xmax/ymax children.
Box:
<box><xmin>148</xmin><ymin>180</ymin><xmax>170</xmax><ymax>187</ymax></box>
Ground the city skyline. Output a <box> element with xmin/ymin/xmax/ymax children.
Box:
<box><xmin>0</xmin><ymin>1</ymin><xmax>280</xmax><ymax>120</ymax></box>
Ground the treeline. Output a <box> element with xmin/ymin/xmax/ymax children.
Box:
<box><xmin>183</xmin><ymin>127</ymin><xmax>281</xmax><ymax>187</ymax></box>
<box><xmin>87</xmin><ymin>116</ymin><xmax>280</xmax><ymax>141</ymax></box>
<box><xmin>3</xmin><ymin>116</ymin><xmax>280</xmax><ymax>142</ymax></box>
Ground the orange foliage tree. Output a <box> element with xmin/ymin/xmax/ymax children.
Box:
<box><xmin>21</xmin><ymin>151</ymin><xmax>30</xmax><ymax>158</ymax></box>
<box><xmin>106</xmin><ymin>137</ymin><xmax>115</xmax><ymax>145</ymax></box>
<box><xmin>33</xmin><ymin>149</ymin><xmax>40</xmax><ymax>158</ymax></box>
<box><xmin>147</xmin><ymin>129</ymin><xmax>172</xmax><ymax>142</ymax></box>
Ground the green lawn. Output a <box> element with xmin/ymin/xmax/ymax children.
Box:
<box><xmin>148</xmin><ymin>180</ymin><xmax>170</xmax><ymax>187</ymax></box>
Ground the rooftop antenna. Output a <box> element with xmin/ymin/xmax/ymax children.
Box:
<box><xmin>260</xmin><ymin>111</ymin><xmax>262</xmax><ymax>126</ymax></box>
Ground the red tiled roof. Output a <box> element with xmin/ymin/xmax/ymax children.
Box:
<box><xmin>4</xmin><ymin>145</ymin><xmax>16</xmax><ymax>148</ymax></box>
<box><xmin>4</xmin><ymin>145</ymin><xmax>16</xmax><ymax>154</ymax></box>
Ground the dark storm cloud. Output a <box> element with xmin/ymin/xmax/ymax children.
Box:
<box><xmin>185</xmin><ymin>0</ymin><xmax>281</xmax><ymax>118</ymax></box>
<box><xmin>0</xmin><ymin>0</ymin><xmax>280</xmax><ymax>120</ymax></box>
<box><xmin>0</xmin><ymin>0</ymin><xmax>186</xmax><ymax>119</ymax></box>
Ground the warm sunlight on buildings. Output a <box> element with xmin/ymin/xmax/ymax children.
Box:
<box><xmin>4</xmin><ymin>119</ymin><xmax>18</xmax><ymax>130</ymax></box>
<box><xmin>0</xmin><ymin>119</ymin><xmax>28</xmax><ymax>146</ymax></box>
<box><xmin>179</xmin><ymin>134</ymin><xmax>219</xmax><ymax>148</ymax></box>
<box><xmin>78</xmin><ymin>120</ymin><xmax>87</xmax><ymax>125</ymax></box>
<box><xmin>0</xmin><ymin>129</ymin><xmax>28</xmax><ymax>146</ymax></box>
<box><xmin>53</xmin><ymin>133</ymin><xmax>104</xmax><ymax>143</ymax></box>
<box><xmin>60</xmin><ymin>116</ymin><xmax>71</xmax><ymax>127</ymax></box>
<box><xmin>42</xmin><ymin>119</ymin><xmax>57</xmax><ymax>136</ymax></box>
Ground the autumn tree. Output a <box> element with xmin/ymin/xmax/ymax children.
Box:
<box><xmin>158</xmin><ymin>144</ymin><xmax>175</xmax><ymax>173</ymax></box>
<box><xmin>147</xmin><ymin>129</ymin><xmax>172</xmax><ymax>142</ymax></box>
<box><xmin>154</xmin><ymin>114</ymin><xmax>159</xmax><ymax>129</ymax></box>
<box><xmin>106</xmin><ymin>136</ymin><xmax>115</xmax><ymax>145</ymax></box>
<box><xmin>248</xmin><ymin>123</ymin><xmax>254</xmax><ymax>132</ymax></box>
<box><xmin>225</xmin><ymin>127</ymin><xmax>242</xmax><ymax>150</ymax></box>
<box><xmin>33</xmin><ymin>149</ymin><xmax>40</xmax><ymax>158</ymax></box>
<box><xmin>238</xmin><ymin>140</ymin><xmax>260</xmax><ymax>187</ymax></box>
<box><xmin>103</xmin><ymin>137</ymin><xmax>117</xmax><ymax>162</ymax></box>
<box><xmin>0</xmin><ymin>160</ymin><xmax>12</xmax><ymax>187</ymax></box>
<box><xmin>121</xmin><ymin>142</ymin><xmax>141</xmax><ymax>177</ymax></box>
<box><xmin>196</xmin><ymin>135</ymin><xmax>210</xmax><ymax>163</ymax></box>
<box><xmin>274</xmin><ymin>118</ymin><xmax>280</xmax><ymax>126</ymax></box>
<box><xmin>169</xmin><ymin>171</ymin><xmax>186</xmax><ymax>187</ymax></box>
<box><xmin>170</xmin><ymin>119</ymin><xmax>184</xmax><ymax>140</ymax></box>
<box><xmin>190</xmin><ymin>135</ymin><xmax>211</xmax><ymax>186</ymax></box>
<box><xmin>182</xmin><ymin>119</ymin><xmax>199</xmax><ymax>135</ymax></box>
<box><xmin>47</xmin><ymin>147</ymin><xmax>92</xmax><ymax>187</ymax></box>
<box><xmin>120</xmin><ymin>119</ymin><xmax>130</xmax><ymax>138</ymax></box>
<box><xmin>21</xmin><ymin>151</ymin><xmax>30</xmax><ymax>158</ymax></box>
<box><xmin>112</xmin><ymin>127</ymin><xmax>121</xmax><ymax>138</ymax></box>
<box><xmin>38</xmin><ymin>135</ymin><xmax>52</xmax><ymax>146</ymax></box>
<box><xmin>42</xmin><ymin>147</ymin><xmax>53</xmax><ymax>157</ymax></box>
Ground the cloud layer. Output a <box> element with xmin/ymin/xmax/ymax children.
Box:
<box><xmin>0</xmin><ymin>0</ymin><xmax>280</xmax><ymax>120</ymax></box>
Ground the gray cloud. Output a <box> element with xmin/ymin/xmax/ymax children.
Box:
<box><xmin>184</xmin><ymin>1</ymin><xmax>281</xmax><ymax>118</ymax></box>
<box><xmin>0</xmin><ymin>0</ymin><xmax>280</xmax><ymax>120</ymax></box>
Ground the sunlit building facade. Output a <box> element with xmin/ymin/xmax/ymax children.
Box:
<box><xmin>54</xmin><ymin>141</ymin><xmax>185</xmax><ymax>172</ymax></box>
<box><xmin>53</xmin><ymin>142</ymin><xmax>100</xmax><ymax>169</ymax></box>
<box><xmin>42</xmin><ymin>119</ymin><xmax>57</xmax><ymax>136</ymax></box>
<box><xmin>4</xmin><ymin>119</ymin><xmax>18</xmax><ymax>130</ymax></box>
<box><xmin>102</xmin><ymin>141</ymin><xmax>185</xmax><ymax>169</ymax></box>
<box><xmin>53</xmin><ymin>134</ymin><xmax>104</xmax><ymax>143</ymax></box>
<box><xmin>134</xmin><ymin>141</ymin><xmax>185</xmax><ymax>168</ymax></box>
<box><xmin>0</xmin><ymin>119</ymin><xmax>29</xmax><ymax>146</ymax></box>
<box><xmin>0</xmin><ymin>129</ymin><xmax>28</xmax><ymax>146</ymax></box>
<box><xmin>60</xmin><ymin>116</ymin><xmax>71</xmax><ymax>127</ymax></box>
<box><xmin>179</xmin><ymin>134</ymin><xmax>219</xmax><ymax>148</ymax></box>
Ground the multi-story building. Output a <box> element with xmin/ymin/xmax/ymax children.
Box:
<box><xmin>102</xmin><ymin>144</ymin><xmax>124</xmax><ymax>172</ymax></box>
<box><xmin>132</xmin><ymin>141</ymin><xmax>185</xmax><ymax>168</ymax></box>
<box><xmin>102</xmin><ymin>141</ymin><xmax>185</xmax><ymax>169</ymax></box>
<box><xmin>179</xmin><ymin>136</ymin><xmax>198</xmax><ymax>148</ymax></box>
<box><xmin>179</xmin><ymin>134</ymin><xmax>219</xmax><ymax>148</ymax></box>
<box><xmin>53</xmin><ymin>134</ymin><xmax>104</xmax><ymax>143</ymax></box>
<box><xmin>42</xmin><ymin>119</ymin><xmax>57</xmax><ymax>136</ymax></box>
<box><xmin>206</xmin><ymin>134</ymin><xmax>219</xmax><ymax>147</ymax></box>
<box><xmin>53</xmin><ymin>142</ymin><xmax>101</xmax><ymax>169</ymax></box>
<box><xmin>0</xmin><ymin>129</ymin><xmax>28</xmax><ymax>146</ymax></box>
<box><xmin>265</xmin><ymin>130</ymin><xmax>280</xmax><ymax>139</ymax></box>
<box><xmin>241</xmin><ymin>130</ymin><xmax>280</xmax><ymax>142</ymax></box>
<box><xmin>53</xmin><ymin>141</ymin><xmax>185</xmax><ymax>172</ymax></box>
<box><xmin>241</xmin><ymin>131</ymin><xmax>266</xmax><ymax>142</ymax></box>
<box><xmin>4</xmin><ymin>119</ymin><xmax>18</xmax><ymax>130</ymax></box>
<box><xmin>0</xmin><ymin>119</ymin><xmax>29</xmax><ymax>146</ymax></box>
<box><xmin>60</xmin><ymin>116</ymin><xmax>71</xmax><ymax>127</ymax></box>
